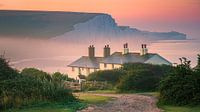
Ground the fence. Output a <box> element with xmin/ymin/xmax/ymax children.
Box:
<box><xmin>64</xmin><ymin>81</ymin><xmax>113</xmax><ymax>91</ymax></box>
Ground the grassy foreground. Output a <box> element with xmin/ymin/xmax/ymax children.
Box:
<box><xmin>5</xmin><ymin>91</ymin><xmax>200</xmax><ymax>112</ymax></box>
<box><xmin>159</xmin><ymin>105</ymin><xmax>200</xmax><ymax>112</ymax></box>
<box><xmin>6</xmin><ymin>93</ymin><xmax>112</xmax><ymax>112</ymax></box>
<box><xmin>87</xmin><ymin>90</ymin><xmax>116</xmax><ymax>94</ymax></box>
<box><xmin>5</xmin><ymin>102</ymin><xmax>85</xmax><ymax>112</ymax></box>
<box><xmin>137</xmin><ymin>92</ymin><xmax>200</xmax><ymax>112</ymax></box>
<box><xmin>75</xmin><ymin>93</ymin><xmax>114</xmax><ymax>104</ymax></box>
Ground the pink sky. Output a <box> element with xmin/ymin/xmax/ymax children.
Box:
<box><xmin>0</xmin><ymin>0</ymin><xmax>200</xmax><ymax>38</ymax></box>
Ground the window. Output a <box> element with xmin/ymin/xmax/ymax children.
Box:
<box><xmin>78</xmin><ymin>68</ymin><xmax>81</xmax><ymax>74</ymax></box>
<box><xmin>86</xmin><ymin>68</ymin><xmax>90</xmax><ymax>74</ymax></box>
<box><xmin>72</xmin><ymin>67</ymin><xmax>74</xmax><ymax>72</ymax></box>
<box><xmin>112</xmin><ymin>64</ymin><xmax>114</xmax><ymax>69</ymax></box>
<box><xmin>104</xmin><ymin>63</ymin><xmax>107</xmax><ymax>68</ymax></box>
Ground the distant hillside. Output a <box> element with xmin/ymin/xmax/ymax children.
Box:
<box><xmin>0</xmin><ymin>10</ymin><xmax>99</xmax><ymax>38</ymax></box>
<box><xmin>0</xmin><ymin>10</ymin><xmax>186</xmax><ymax>40</ymax></box>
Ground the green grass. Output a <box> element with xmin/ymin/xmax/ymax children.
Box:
<box><xmin>158</xmin><ymin>105</ymin><xmax>200</xmax><ymax>112</ymax></box>
<box><xmin>6</xmin><ymin>93</ymin><xmax>113</xmax><ymax>112</ymax></box>
<box><xmin>5</xmin><ymin>102</ymin><xmax>86</xmax><ymax>112</ymax></box>
<box><xmin>136</xmin><ymin>92</ymin><xmax>200</xmax><ymax>112</ymax></box>
<box><xmin>135</xmin><ymin>92</ymin><xmax>159</xmax><ymax>97</ymax></box>
<box><xmin>87</xmin><ymin>90</ymin><xmax>116</xmax><ymax>94</ymax></box>
<box><xmin>8</xmin><ymin>107</ymin><xmax>74</xmax><ymax>112</ymax></box>
<box><xmin>129</xmin><ymin>92</ymin><xmax>200</xmax><ymax>112</ymax></box>
<box><xmin>75</xmin><ymin>93</ymin><xmax>114</xmax><ymax>104</ymax></box>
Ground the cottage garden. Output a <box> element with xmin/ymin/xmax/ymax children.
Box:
<box><xmin>0</xmin><ymin>55</ymin><xmax>200</xmax><ymax>112</ymax></box>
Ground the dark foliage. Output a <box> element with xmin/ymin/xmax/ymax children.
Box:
<box><xmin>0</xmin><ymin>58</ymin><xmax>76</xmax><ymax>111</ymax></box>
<box><xmin>0</xmin><ymin>57</ymin><xmax>19</xmax><ymax>81</ymax></box>
<box><xmin>159</xmin><ymin>57</ymin><xmax>200</xmax><ymax>105</ymax></box>
<box><xmin>117</xmin><ymin>63</ymin><xmax>173</xmax><ymax>92</ymax></box>
<box><xmin>82</xmin><ymin>81</ymin><xmax>113</xmax><ymax>91</ymax></box>
<box><xmin>87</xmin><ymin>69</ymin><xmax>125</xmax><ymax>85</ymax></box>
<box><xmin>21</xmin><ymin>68</ymin><xmax>52</xmax><ymax>81</ymax></box>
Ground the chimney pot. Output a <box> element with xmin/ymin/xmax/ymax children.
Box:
<box><xmin>123</xmin><ymin>43</ymin><xmax>129</xmax><ymax>54</ymax></box>
<box><xmin>140</xmin><ymin>44</ymin><xmax>148</xmax><ymax>55</ymax></box>
<box><xmin>88</xmin><ymin>45</ymin><xmax>95</xmax><ymax>58</ymax></box>
<box><xmin>104</xmin><ymin>44</ymin><xmax>110</xmax><ymax>57</ymax></box>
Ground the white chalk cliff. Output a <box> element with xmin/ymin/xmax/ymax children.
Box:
<box><xmin>53</xmin><ymin>14</ymin><xmax>186</xmax><ymax>41</ymax></box>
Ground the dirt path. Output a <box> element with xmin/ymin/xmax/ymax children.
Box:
<box><xmin>78</xmin><ymin>94</ymin><xmax>161</xmax><ymax>112</ymax></box>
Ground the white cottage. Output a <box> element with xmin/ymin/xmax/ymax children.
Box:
<box><xmin>68</xmin><ymin>43</ymin><xmax>172</xmax><ymax>77</ymax></box>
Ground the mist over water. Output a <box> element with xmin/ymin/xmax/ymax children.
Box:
<box><xmin>0</xmin><ymin>37</ymin><xmax>199</xmax><ymax>78</ymax></box>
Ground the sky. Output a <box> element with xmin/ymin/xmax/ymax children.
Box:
<box><xmin>0</xmin><ymin>0</ymin><xmax>200</xmax><ymax>39</ymax></box>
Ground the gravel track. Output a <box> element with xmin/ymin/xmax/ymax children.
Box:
<box><xmin>78</xmin><ymin>93</ymin><xmax>161</xmax><ymax>112</ymax></box>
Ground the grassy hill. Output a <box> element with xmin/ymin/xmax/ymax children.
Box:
<box><xmin>0</xmin><ymin>10</ymin><xmax>100</xmax><ymax>38</ymax></box>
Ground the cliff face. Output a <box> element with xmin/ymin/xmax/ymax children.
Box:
<box><xmin>0</xmin><ymin>10</ymin><xmax>186</xmax><ymax>40</ymax></box>
<box><xmin>54</xmin><ymin>14</ymin><xmax>186</xmax><ymax>41</ymax></box>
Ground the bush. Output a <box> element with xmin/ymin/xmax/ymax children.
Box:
<box><xmin>193</xmin><ymin>69</ymin><xmax>200</xmax><ymax>103</ymax></box>
<box><xmin>0</xmin><ymin>58</ymin><xmax>76</xmax><ymax>111</ymax></box>
<box><xmin>123</xmin><ymin>63</ymin><xmax>173</xmax><ymax>77</ymax></box>
<box><xmin>159</xmin><ymin>57</ymin><xmax>200</xmax><ymax>105</ymax></box>
<box><xmin>52</xmin><ymin>72</ymin><xmax>75</xmax><ymax>86</ymax></box>
<box><xmin>87</xmin><ymin>69</ymin><xmax>125</xmax><ymax>85</ymax></box>
<box><xmin>117</xmin><ymin>70</ymin><xmax>161</xmax><ymax>92</ymax></box>
<box><xmin>0</xmin><ymin>57</ymin><xmax>19</xmax><ymax>81</ymax></box>
<box><xmin>21</xmin><ymin>68</ymin><xmax>52</xmax><ymax>81</ymax></box>
<box><xmin>117</xmin><ymin>63</ymin><xmax>173</xmax><ymax>92</ymax></box>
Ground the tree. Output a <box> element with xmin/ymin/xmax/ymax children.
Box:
<box><xmin>195</xmin><ymin>54</ymin><xmax>200</xmax><ymax>70</ymax></box>
<box><xmin>0</xmin><ymin>57</ymin><xmax>19</xmax><ymax>81</ymax></box>
<box><xmin>159</xmin><ymin>57</ymin><xmax>199</xmax><ymax>105</ymax></box>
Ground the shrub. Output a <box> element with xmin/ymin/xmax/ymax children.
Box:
<box><xmin>0</xmin><ymin>58</ymin><xmax>76</xmax><ymax>111</ymax></box>
<box><xmin>52</xmin><ymin>72</ymin><xmax>74</xmax><ymax>82</ymax></box>
<box><xmin>87</xmin><ymin>69</ymin><xmax>125</xmax><ymax>85</ymax></box>
<box><xmin>117</xmin><ymin>70</ymin><xmax>161</xmax><ymax>92</ymax></box>
<box><xmin>0</xmin><ymin>57</ymin><xmax>19</xmax><ymax>81</ymax></box>
<box><xmin>117</xmin><ymin>63</ymin><xmax>173</xmax><ymax>92</ymax></box>
<box><xmin>159</xmin><ymin>57</ymin><xmax>200</xmax><ymax>105</ymax></box>
<box><xmin>123</xmin><ymin>63</ymin><xmax>173</xmax><ymax>77</ymax></box>
<box><xmin>21</xmin><ymin>68</ymin><xmax>52</xmax><ymax>81</ymax></box>
<box><xmin>193</xmin><ymin>69</ymin><xmax>200</xmax><ymax>103</ymax></box>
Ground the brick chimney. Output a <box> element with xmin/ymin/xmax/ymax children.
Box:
<box><xmin>123</xmin><ymin>43</ymin><xmax>129</xmax><ymax>54</ymax></box>
<box><xmin>140</xmin><ymin>44</ymin><xmax>148</xmax><ymax>55</ymax></box>
<box><xmin>88</xmin><ymin>45</ymin><xmax>95</xmax><ymax>58</ymax></box>
<box><xmin>104</xmin><ymin>45</ymin><xmax>110</xmax><ymax>57</ymax></box>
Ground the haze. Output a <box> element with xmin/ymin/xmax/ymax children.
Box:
<box><xmin>0</xmin><ymin>0</ymin><xmax>199</xmax><ymax>77</ymax></box>
<box><xmin>0</xmin><ymin>0</ymin><xmax>200</xmax><ymax>38</ymax></box>
<box><xmin>1</xmin><ymin>37</ymin><xmax>200</xmax><ymax>78</ymax></box>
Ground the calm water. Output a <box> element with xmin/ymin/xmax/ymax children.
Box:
<box><xmin>0</xmin><ymin>38</ymin><xmax>199</xmax><ymax>78</ymax></box>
